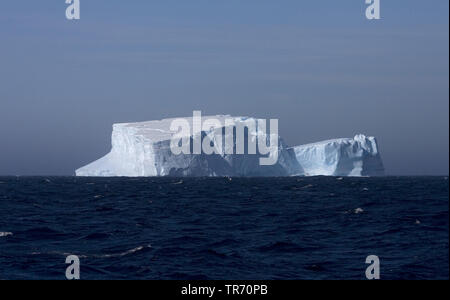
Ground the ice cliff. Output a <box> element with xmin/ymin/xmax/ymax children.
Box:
<box><xmin>291</xmin><ymin>135</ymin><xmax>384</xmax><ymax>176</ymax></box>
<box><xmin>75</xmin><ymin>116</ymin><xmax>384</xmax><ymax>177</ymax></box>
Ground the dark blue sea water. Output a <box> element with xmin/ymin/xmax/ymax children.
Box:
<box><xmin>0</xmin><ymin>176</ymin><xmax>448</xmax><ymax>280</ymax></box>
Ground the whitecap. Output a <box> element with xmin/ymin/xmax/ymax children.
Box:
<box><xmin>31</xmin><ymin>251</ymin><xmax>88</xmax><ymax>258</ymax></box>
<box><xmin>354</xmin><ymin>208</ymin><xmax>364</xmax><ymax>214</ymax></box>
<box><xmin>0</xmin><ymin>232</ymin><xmax>13</xmax><ymax>237</ymax></box>
<box><xmin>97</xmin><ymin>244</ymin><xmax>152</xmax><ymax>258</ymax></box>
<box><xmin>30</xmin><ymin>245</ymin><xmax>151</xmax><ymax>259</ymax></box>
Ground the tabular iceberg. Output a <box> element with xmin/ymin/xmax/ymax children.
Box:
<box><xmin>75</xmin><ymin>116</ymin><xmax>384</xmax><ymax>177</ymax></box>
<box><xmin>291</xmin><ymin>135</ymin><xmax>385</xmax><ymax>176</ymax></box>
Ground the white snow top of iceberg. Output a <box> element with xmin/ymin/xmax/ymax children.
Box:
<box><xmin>112</xmin><ymin>115</ymin><xmax>246</xmax><ymax>142</ymax></box>
<box><xmin>76</xmin><ymin>116</ymin><xmax>384</xmax><ymax>177</ymax></box>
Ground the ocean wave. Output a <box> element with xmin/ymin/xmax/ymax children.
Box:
<box><xmin>354</xmin><ymin>208</ymin><xmax>364</xmax><ymax>214</ymax></box>
<box><xmin>0</xmin><ymin>176</ymin><xmax>447</xmax><ymax>280</ymax></box>
<box><xmin>31</xmin><ymin>244</ymin><xmax>152</xmax><ymax>259</ymax></box>
<box><xmin>97</xmin><ymin>244</ymin><xmax>152</xmax><ymax>258</ymax></box>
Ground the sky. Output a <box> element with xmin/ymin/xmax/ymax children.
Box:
<box><xmin>0</xmin><ymin>0</ymin><xmax>448</xmax><ymax>176</ymax></box>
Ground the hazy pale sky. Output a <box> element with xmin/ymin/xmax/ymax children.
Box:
<box><xmin>0</xmin><ymin>1</ymin><xmax>448</xmax><ymax>175</ymax></box>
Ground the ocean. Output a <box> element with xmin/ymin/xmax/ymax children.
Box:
<box><xmin>0</xmin><ymin>176</ymin><xmax>448</xmax><ymax>280</ymax></box>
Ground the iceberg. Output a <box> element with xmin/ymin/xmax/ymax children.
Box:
<box><xmin>75</xmin><ymin>116</ymin><xmax>384</xmax><ymax>177</ymax></box>
<box><xmin>291</xmin><ymin>134</ymin><xmax>385</xmax><ymax>176</ymax></box>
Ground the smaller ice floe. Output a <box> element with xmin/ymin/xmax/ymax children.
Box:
<box><xmin>354</xmin><ymin>208</ymin><xmax>364</xmax><ymax>214</ymax></box>
<box><xmin>0</xmin><ymin>232</ymin><xmax>13</xmax><ymax>237</ymax></box>
<box><xmin>362</xmin><ymin>187</ymin><xmax>369</xmax><ymax>191</ymax></box>
<box><xmin>172</xmin><ymin>180</ymin><xmax>183</xmax><ymax>185</ymax></box>
<box><xmin>93</xmin><ymin>195</ymin><xmax>103</xmax><ymax>199</ymax></box>
<box><xmin>415</xmin><ymin>219</ymin><xmax>421</xmax><ymax>225</ymax></box>
<box><xmin>336</xmin><ymin>177</ymin><xmax>343</xmax><ymax>181</ymax></box>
